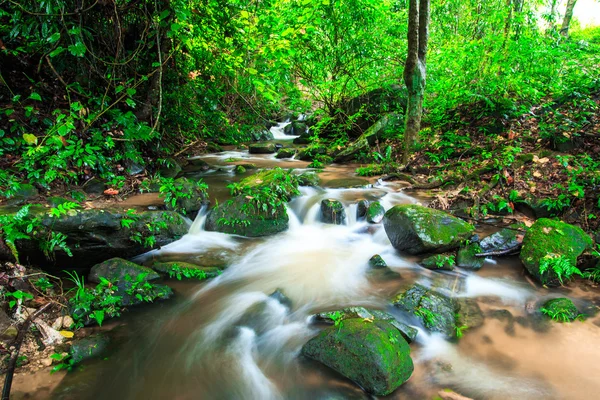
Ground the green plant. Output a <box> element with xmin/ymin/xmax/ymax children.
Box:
<box><xmin>4</xmin><ymin>290</ymin><xmax>34</xmax><ymax>309</ymax></box>
<box><xmin>167</xmin><ymin>264</ymin><xmax>214</xmax><ymax>280</ymax></box>
<box><xmin>433</xmin><ymin>254</ymin><xmax>455</xmax><ymax>269</ymax></box>
<box><xmin>159</xmin><ymin>177</ymin><xmax>208</xmax><ymax>214</ymax></box>
<box><xmin>65</xmin><ymin>271</ymin><xmax>122</xmax><ymax>328</ymax></box>
<box><xmin>414</xmin><ymin>306</ymin><xmax>439</xmax><ymax>328</ymax></box>
<box><xmin>539</xmin><ymin>254</ymin><xmax>583</xmax><ymax>285</ymax></box>
<box><xmin>33</xmin><ymin>277</ymin><xmax>54</xmax><ymax>292</ymax></box>
<box><xmin>50</xmin><ymin>353</ymin><xmax>76</xmax><ymax>373</ymax></box>
<box><xmin>540</xmin><ymin>306</ymin><xmax>575</xmax><ymax>323</ymax></box>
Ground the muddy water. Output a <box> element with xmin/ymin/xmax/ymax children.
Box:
<box><xmin>40</xmin><ymin>145</ymin><xmax>600</xmax><ymax>400</ymax></box>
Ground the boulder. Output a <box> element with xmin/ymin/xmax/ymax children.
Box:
<box><xmin>297</xmin><ymin>172</ymin><xmax>320</xmax><ymax>187</ymax></box>
<box><xmin>321</xmin><ymin>199</ymin><xmax>346</xmax><ymax>225</ymax></box>
<box><xmin>237</xmin><ymin>169</ymin><xmax>299</xmax><ymax>200</ymax></box>
<box><xmin>89</xmin><ymin>257</ymin><xmax>159</xmax><ymax>283</ymax></box>
<box><xmin>284</xmin><ymin>121</ymin><xmax>307</xmax><ymax>136</ymax></box>
<box><xmin>293</xmin><ymin>131</ymin><xmax>312</xmax><ymax>145</ymax></box>
<box><xmin>480</xmin><ymin>224</ymin><xmax>526</xmax><ymax>252</ymax></box>
<box><xmin>82</xmin><ymin>178</ymin><xmax>106</xmax><ymax>195</ymax></box>
<box><xmin>152</xmin><ymin>261</ymin><xmax>222</xmax><ymax>280</ymax></box>
<box><xmin>235</xmin><ymin>165</ymin><xmax>246</xmax><ymax>174</ymax></box>
<box><xmin>205</xmin><ymin>196</ymin><xmax>288</xmax><ymax>237</ymax></box>
<box><xmin>248</xmin><ymin>143</ymin><xmax>276</xmax><ymax>154</ymax></box>
<box><xmin>164</xmin><ymin>177</ymin><xmax>208</xmax><ymax>216</ymax></box>
<box><xmin>520</xmin><ymin>218</ymin><xmax>592</xmax><ymax>286</ymax></box>
<box><xmin>302</xmin><ymin>318</ymin><xmax>413</xmax><ymax>396</ymax></box>
<box><xmin>296</xmin><ymin>146</ymin><xmax>326</xmax><ymax>161</ymax></box>
<box><xmin>69</xmin><ymin>333</ymin><xmax>110</xmax><ymax>364</ymax></box>
<box><xmin>333</xmin><ymin>114</ymin><xmax>400</xmax><ymax>162</ymax></box>
<box><xmin>420</xmin><ymin>254</ymin><xmax>455</xmax><ymax>271</ymax></box>
<box><xmin>383</xmin><ymin>205</ymin><xmax>474</xmax><ymax>255</ymax></box>
<box><xmin>324</xmin><ymin>178</ymin><xmax>370</xmax><ymax>189</ymax></box>
<box><xmin>2</xmin><ymin>208</ymin><xmax>188</xmax><ymax>270</ymax></box>
<box><xmin>456</xmin><ymin>243</ymin><xmax>484</xmax><ymax>270</ymax></box>
<box><xmin>250</xmin><ymin>128</ymin><xmax>274</xmax><ymax>141</ymax></box>
<box><xmin>366</xmin><ymin>202</ymin><xmax>385</xmax><ymax>224</ymax></box>
<box><xmin>357</xmin><ymin>200</ymin><xmax>370</xmax><ymax>220</ymax></box>
<box><xmin>540</xmin><ymin>298</ymin><xmax>579</xmax><ymax>322</ymax></box>
<box><xmin>369</xmin><ymin>254</ymin><xmax>387</xmax><ymax>269</ymax></box>
<box><xmin>4</xmin><ymin>183</ymin><xmax>39</xmax><ymax>205</ymax></box>
<box><xmin>276</xmin><ymin>148</ymin><xmax>296</xmax><ymax>159</ymax></box>
<box><xmin>157</xmin><ymin>158</ymin><xmax>182</xmax><ymax>178</ymax></box>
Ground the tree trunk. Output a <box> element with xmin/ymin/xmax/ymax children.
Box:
<box><xmin>560</xmin><ymin>0</ymin><xmax>578</xmax><ymax>37</ymax></box>
<box><xmin>402</xmin><ymin>0</ymin><xmax>430</xmax><ymax>164</ymax></box>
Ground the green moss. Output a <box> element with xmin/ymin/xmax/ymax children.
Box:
<box><xmin>540</xmin><ymin>298</ymin><xmax>579</xmax><ymax>322</ymax></box>
<box><xmin>520</xmin><ymin>218</ymin><xmax>592</xmax><ymax>286</ymax></box>
<box><xmin>366</xmin><ymin>202</ymin><xmax>385</xmax><ymax>223</ymax></box>
<box><xmin>421</xmin><ymin>254</ymin><xmax>456</xmax><ymax>271</ymax></box>
<box><xmin>456</xmin><ymin>243</ymin><xmax>484</xmax><ymax>270</ymax></box>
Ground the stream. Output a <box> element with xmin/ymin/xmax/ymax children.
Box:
<box><xmin>43</xmin><ymin>127</ymin><xmax>600</xmax><ymax>400</ymax></box>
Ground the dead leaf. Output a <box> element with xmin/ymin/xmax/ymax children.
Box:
<box><xmin>59</xmin><ymin>330</ymin><xmax>74</xmax><ymax>338</ymax></box>
<box><xmin>533</xmin><ymin>171</ymin><xmax>542</xmax><ymax>178</ymax></box>
<box><xmin>103</xmin><ymin>188</ymin><xmax>119</xmax><ymax>196</ymax></box>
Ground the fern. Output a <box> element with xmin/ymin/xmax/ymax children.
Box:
<box><xmin>539</xmin><ymin>254</ymin><xmax>583</xmax><ymax>285</ymax></box>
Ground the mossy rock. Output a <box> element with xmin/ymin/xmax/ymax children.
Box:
<box><xmin>369</xmin><ymin>254</ymin><xmax>387</xmax><ymax>269</ymax></box>
<box><xmin>457</xmin><ymin>243</ymin><xmax>484</xmax><ymax>270</ymax></box>
<box><xmin>366</xmin><ymin>202</ymin><xmax>385</xmax><ymax>224</ymax></box>
<box><xmin>164</xmin><ymin>177</ymin><xmax>208</xmax><ymax>216</ymax></box>
<box><xmin>235</xmin><ymin>165</ymin><xmax>247</xmax><ymax>174</ymax></box>
<box><xmin>540</xmin><ymin>298</ymin><xmax>579</xmax><ymax>322</ymax></box>
<box><xmin>420</xmin><ymin>254</ymin><xmax>456</xmax><ymax>271</ymax></box>
<box><xmin>152</xmin><ymin>261</ymin><xmax>222</xmax><ymax>280</ymax></box>
<box><xmin>237</xmin><ymin>168</ymin><xmax>299</xmax><ymax>200</ymax></box>
<box><xmin>302</xmin><ymin>318</ymin><xmax>414</xmax><ymax>396</ymax></box>
<box><xmin>321</xmin><ymin>199</ymin><xmax>346</xmax><ymax>225</ymax></box>
<box><xmin>82</xmin><ymin>178</ymin><xmax>106</xmax><ymax>195</ymax></box>
<box><xmin>357</xmin><ymin>200</ymin><xmax>370</xmax><ymax>220</ymax></box>
<box><xmin>157</xmin><ymin>158</ymin><xmax>182</xmax><ymax>178</ymax></box>
<box><xmin>248</xmin><ymin>143</ymin><xmax>276</xmax><ymax>154</ymax></box>
<box><xmin>89</xmin><ymin>258</ymin><xmax>159</xmax><ymax>284</ymax></box>
<box><xmin>276</xmin><ymin>148</ymin><xmax>296</xmax><ymax>159</ymax></box>
<box><xmin>314</xmin><ymin>307</ymin><xmax>418</xmax><ymax>343</ymax></box>
<box><xmin>480</xmin><ymin>224</ymin><xmax>526</xmax><ymax>252</ymax></box>
<box><xmin>293</xmin><ymin>131</ymin><xmax>312</xmax><ymax>145</ymax></box>
<box><xmin>205</xmin><ymin>196</ymin><xmax>288</xmax><ymax>237</ymax></box>
<box><xmin>324</xmin><ymin>178</ymin><xmax>370</xmax><ymax>189</ymax></box>
<box><xmin>69</xmin><ymin>333</ymin><xmax>110</xmax><ymax>364</ymax></box>
<box><xmin>298</xmin><ymin>171</ymin><xmax>321</xmax><ymax>187</ymax></box>
<box><xmin>383</xmin><ymin>205</ymin><xmax>475</xmax><ymax>255</ymax></box>
<box><xmin>520</xmin><ymin>218</ymin><xmax>592</xmax><ymax>286</ymax></box>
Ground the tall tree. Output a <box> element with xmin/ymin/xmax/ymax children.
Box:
<box><xmin>560</xmin><ymin>0</ymin><xmax>578</xmax><ymax>37</ymax></box>
<box><xmin>402</xmin><ymin>0</ymin><xmax>430</xmax><ymax>164</ymax></box>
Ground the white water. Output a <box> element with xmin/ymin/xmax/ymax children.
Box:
<box><xmin>270</xmin><ymin>121</ymin><xmax>299</xmax><ymax>139</ymax></box>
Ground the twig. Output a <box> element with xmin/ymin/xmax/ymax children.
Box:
<box><xmin>1</xmin><ymin>302</ymin><xmax>54</xmax><ymax>400</ymax></box>
<box><xmin>174</xmin><ymin>140</ymin><xmax>202</xmax><ymax>157</ymax></box>
<box><xmin>476</xmin><ymin>244</ymin><xmax>522</xmax><ymax>257</ymax></box>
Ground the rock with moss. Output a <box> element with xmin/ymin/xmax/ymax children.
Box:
<box><xmin>457</xmin><ymin>243</ymin><xmax>484</xmax><ymax>270</ymax></box>
<box><xmin>164</xmin><ymin>177</ymin><xmax>208</xmax><ymax>216</ymax></box>
<box><xmin>302</xmin><ymin>318</ymin><xmax>413</xmax><ymax>396</ymax></box>
<box><xmin>298</xmin><ymin>171</ymin><xmax>320</xmax><ymax>187</ymax></box>
<box><xmin>4</xmin><ymin>183</ymin><xmax>39</xmax><ymax>205</ymax></box>
<box><xmin>89</xmin><ymin>257</ymin><xmax>159</xmax><ymax>284</ymax></box>
<box><xmin>69</xmin><ymin>333</ymin><xmax>110</xmax><ymax>364</ymax></box>
<box><xmin>235</xmin><ymin>165</ymin><xmax>247</xmax><ymax>174</ymax></box>
<box><xmin>248</xmin><ymin>143</ymin><xmax>276</xmax><ymax>154</ymax></box>
<box><xmin>369</xmin><ymin>254</ymin><xmax>387</xmax><ymax>269</ymax></box>
<box><xmin>520</xmin><ymin>218</ymin><xmax>592</xmax><ymax>286</ymax></box>
<box><xmin>314</xmin><ymin>307</ymin><xmax>418</xmax><ymax>343</ymax></box>
<box><xmin>383</xmin><ymin>205</ymin><xmax>475</xmax><ymax>255</ymax></box>
<box><xmin>333</xmin><ymin>114</ymin><xmax>399</xmax><ymax>162</ymax></box>
<box><xmin>293</xmin><ymin>131</ymin><xmax>312</xmax><ymax>145</ymax></box>
<box><xmin>152</xmin><ymin>261</ymin><xmax>222</xmax><ymax>280</ymax></box>
<box><xmin>366</xmin><ymin>202</ymin><xmax>385</xmax><ymax>224</ymax></box>
<box><xmin>324</xmin><ymin>178</ymin><xmax>371</xmax><ymax>189</ymax></box>
<box><xmin>1</xmin><ymin>208</ymin><xmax>188</xmax><ymax>270</ymax></box>
<box><xmin>82</xmin><ymin>178</ymin><xmax>106</xmax><ymax>195</ymax></box>
<box><xmin>276</xmin><ymin>148</ymin><xmax>296</xmax><ymax>159</ymax></box>
<box><xmin>321</xmin><ymin>199</ymin><xmax>346</xmax><ymax>225</ymax></box>
<box><xmin>480</xmin><ymin>224</ymin><xmax>526</xmax><ymax>252</ymax></box>
<box><xmin>296</xmin><ymin>146</ymin><xmax>327</xmax><ymax>161</ymax></box>
<box><xmin>420</xmin><ymin>254</ymin><xmax>456</xmax><ymax>271</ymax></box>
<box><xmin>540</xmin><ymin>298</ymin><xmax>579</xmax><ymax>322</ymax></box>
<box><xmin>393</xmin><ymin>284</ymin><xmax>481</xmax><ymax>339</ymax></box>
<box><xmin>205</xmin><ymin>196</ymin><xmax>288</xmax><ymax>237</ymax></box>
<box><xmin>157</xmin><ymin>158</ymin><xmax>182</xmax><ymax>178</ymax></box>
<box><xmin>249</xmin><ymin>128</ymin><xmax>274</xmax><ymax>141</ymax></box>
<box><xmin>237</xmin><ymin>168</ymin><xmax>300</xmax><ymax>200</ymax></box>
<box><xmin>357</xmin><ymin>200</ymin><xmax>370</xmax><ymax>220</ymax></box>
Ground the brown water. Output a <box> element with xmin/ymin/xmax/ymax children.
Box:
<box><xmin>30</xmin><ymin>143</ymin><xmax>600</xmax><ymax>400</ymax></box>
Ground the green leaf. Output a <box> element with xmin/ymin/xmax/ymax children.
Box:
<box><xmin>47</xmin><ymin>32</ymin><xmax>61</xmax><ymax>43</ymax></box>
<box><xmin>247</xmin><ymin>68</ymin><xmax>258</xmax><ymax>75</ymax></box>
<box><xmin>23</xmin><ymin>133</ymin><xmax>38</xmax><ymax>145</ymax></box>
<box><xmin>29</xmin><ymin>92</ymin><xmax>42</xmax><ymax>101</ymax></box>
<box><xmin>68</xmin><ymin>42</ymin><xmax>86</xmax><ymax>57</ymax></box>
<box><xmin>49</xmin><ymin>47</ymin><xmax>65</xmax><ymax>58</ymax></box>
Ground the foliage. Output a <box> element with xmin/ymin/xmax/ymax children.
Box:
<box><xmin>50</xmin><ymin>352</ymin><xmax>76</xmax><ymax>373</ymax></box>
<box><xmin>539</xmin><ymin>254</ymin><xmax>583</xmax><ymax>285</ymax></box>
<box><xmin>3</xmin><ymin>289</ymin><xmax>34</xmax><ymax>309</ymax></box>
<box><xmin>159</xmin><ymin>177</ymin><xmax>208</xmax><ymax>214</ymax></box>
<box><xmin>166</xmin><ymin>264</ymin><xmax>217</xmax><ymax>281</ymax></box>
<box><xmin>66</xmin><ymin>272</ymin><xmax>123</xmax><ymax>329</ymax></box>
<box><xmin>540</xmin><ymin>305</ymin><xmax>576</xmax><ymax>323</ymax></box>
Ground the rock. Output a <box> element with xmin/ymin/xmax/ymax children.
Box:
<box><xmin>205</xmin><ymin>196</ymin><xmax>289</xmax><ymax>237</ymax></box>
<box><xmin>293</xmin><ymin>131</ymin><xmax>312</xmax><ymax>145</ymax></box>
<box><xmin>480</xmin><ymin>224</ymin><xmax>526</xmax><ymax>252</ymax></box>
<box><xmin>47</xmin><ymin>197</ymin><xmax>72</xmax><ymax>208</ymax></box>
<box><xmin>52</xmin><ymin>317</ymin><xmax>63</xmax><ymax>330</ymax></box>
<box><xmin>157</xmin><ymin>158</ymin><xmax>182</xmax><ymax>178</ymax></box>
<box><xmin>520</xmin><ymin>218</ymin><xmax>592</xmax><ymax>286</ymax></box>
<box><xmin>315</xmin><ymin>307</ymin><xmax>418</xmax><ymax>344</ymax></box>
<box><xmin>187</xmin><ymin>158</ymin><xmax>211</xmax><ymax>170</ymax></box>
<box><xmin>126</xmin><ymin>161</ymin><xmax>145</xmax><ymax>175</ymax></box>
<box><xmin>4</xmin><ymin>183</ymin><xmax>39</xmax><ymax>205</ymax></box>
<box><xmin>420</xmin><ymin>254</ymin><xmax>456</xmax><ymax>271</ymax></box>
<box><xmin>366</xmin><ymin>202</ymin><xmax>385</xmax><ymax>224</ymax></box>
<box><xmin>302</xmin><ymin>318</ymin><xmax>413</xmax><ymax>396</ymax></box>
<box><xmin>296</xmin><ymin>146</ymin><xmax>327</xmax><ymax>161</ymax></box>
<box><xmin>383</xmin><ymin>205</ymin><xmax>474</xmax><ymax>255</ymax></box>
<box><xmin>89</xmin><ymin>258</ymin><xmax>160</xmax><ymax>284</ymax></box>
<box><xmin>393</xmin><ymin>284</ymin><xmax>482</xmax><ymax>339</ymax></box>
<box><xmin>291</xmin><ymin>121</ymin><xmax>307</xmax><ymax>135</ymax></box>
<box><xmin>540</xmin><ymin>298</ymin><xmax>579</xmax><ymax>322</ymax></box>
<box><xmin>2</xmin><ymin>208</ymin><xmax>188</xmax><ymax>270</ymax></box>
<box><xmin>457</xmin><ymin>243</ymin><xmax>484</xmax><ymax>270</ymax></box>
<box><xmin>63</xmin><ymin>315</ymin><xmax>74</xmax><ymax>329</ymax></box>
<box><xmin>152</xmin><ymin>261</ymin><xmax>222</xmax><ymax>280</ymax></box>
<box><xmin>438</xmin><ymin>389</ymin><xmax>474</xmax><ymax>400</ymax></box>
<box><xmin>369</xmin><ymin>254</ymin><xmax>387</xmax><ymax>269</ymax></box>
<box><xmin>164</xmin><ymin>177</ymin><xmax>208</xmax><ymax>216</ymax></box>
<box><xmin>0</xmin><ymin>310</ymin><xmax>16</xmax><ymax>340</ymax></box>
<box><xmin>1</xmin><ymin>326</ymin><xmax>18</xmax><ymax>340</ymax></box>
<box><xmin>41</xmin><ymin>358</ymin><xmax>53</xmax><ymax>367</ymax></box>
<box><xmin>34</xmin><ymin>318</ymin><xmax>64</xmax><ymax>345</ymax></box>
<box><xmin>248</xmin><ymin>143</ymin><xmax>276</xmax><ymax>154</ymax></box>
<box><xmin>357</xmin><ymin>200</ymin><xmax>370</xmax><ymax>219</ymax></box>
<box><xmin>321</xmin><ymin>199</ymin><xmax>346</xmax><ymax>225</ymax></box>
<box><xmin>250</xmin><ymin>128</ymin><xmax>274</xmax><ymax>141</ymax></box>
<box><xmin>82</xmin><ymin>178</ymin><xmax>106</xmax><ymax>195</ymax></box>
<box><xmin>333</xmin><ymin>114</ymin><xmax>400</xmax><ymax>162</ymax></box>
<box><xmin>324</xmin><ymin>178</ymin><xmax>371</xmax><ymax>189</ymax></box>
<box><xmin>269</xmin><ymin>289</ymin><xmax>292</xmax><ymax>309</ymax></box>
<box><xmin>276</xmin><ymin>148</ymin><xmax>296</xmax><ymax>159</ymax></box>
<box><xmin>237</xmin><ymin>169</ymin><xmax>299</xmax><ymax>200</ymax></box>
<box><xmin>235</xmin><ymin>165</ymin><xmax>246</xmax><ymax>174</ymax></box>
<box><xmin>298</xmin><ymin>171</ymin><xmax>320</xmax><ymax>187</ymax></box>
<box><xmin>70</xmin><ymin>333</ymin><xmax>110</xmax><ymax>364</ymax></box>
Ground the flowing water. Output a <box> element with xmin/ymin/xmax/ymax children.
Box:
<box><xmin>47</xmin><ymin>150</ymin><xmax>600</xmax><ymax>400</ymax></box>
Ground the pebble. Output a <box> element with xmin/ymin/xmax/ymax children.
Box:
<box><xmin>41</xmin><ymin>358</ymin><xmax>53</xmax><ymax>367</ymax></box>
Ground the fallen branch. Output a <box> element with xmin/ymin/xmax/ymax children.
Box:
<box><xmin>476</xmin><ymin>244</ymin><xmax>522</xmax><ymax>257</ymax></box>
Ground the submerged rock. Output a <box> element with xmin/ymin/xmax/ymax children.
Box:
<box><xmin>383</xmin><ymin>205</ymin><xmax>474</xmax><ymax>255</ymax></box>
<box><xmin>205</xmin><ymin>196</ymin><xmax>288</xmax><ymax>237</ymax></box>
<box><xmin>366</xmin><ymin>202</ymin><xmax>385</xmax><ymax>224</ymax></box>
<box><xmin>89</xmin><ymin>257</ymin><xmax>159</xmax><ymax>283</ymax></box>
<box><xmin>70</xmin><ymin>333</ymin><xmax>110</xmax><ymax>364</ymax></box>
<box><xmin>157</xmin><ymin>158</ymin><xmax>182</xmax><ymax>178</ymax></box>
<box><xmin>324</xmin><ymin>178</ymin><xmax>370</xmax><ymax>189</ymax></box>
<box><xmin>420</xmin><ymin>254</ymin><xmax>456</xmax><ymax>271</ymax></box>
<box><xmin>302</xmin><ymin>318</ymin><xmax>414</xmax><ymax>396</ymax></box>
<box><xmin>520</xmin><ymin>218</ymin><xmax>592</xmax><ymax>286</ymax></box>
<box><xmin>321</xmin><ymin>199</ymin><xmax>346</xmax><ymax>225</ymax></box>
<box><xmin>540</xmin><ymin>298</ymin><xmax>579</xmax><ymax>322</ymax></box>
<box><xmin>456</xmin><ymin>243</ymin><xmax>484</xmax><ymax>270</ymax></box>
<box><xmin>248</xmin><ymin>143</ymin><xmax>276</xmax><ymax>154</ymax></box>
<box><xmin>276</xmin><ymin>148</ymin><xmax>296</xmax><ymax>159</ymax></box>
